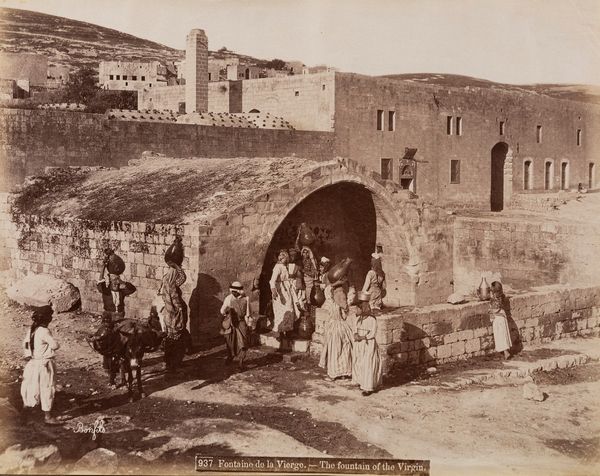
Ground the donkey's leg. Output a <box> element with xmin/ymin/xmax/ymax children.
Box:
<box><xmin>137</xmin><ymin>358</ymin><xmax>146</xmax><ymax>398</ymax></box>
<box><xmin>126</xmin><ymin>362</ymin><xmax>134</xmax><ymax>403</ymax></box>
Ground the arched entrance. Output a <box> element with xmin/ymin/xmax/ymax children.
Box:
<box><xmin>491</xmin><ymin>142</ymin><xmax>511</xmax><ymax>211</ymax></box>
<box><xmin>258</xmin><ymin>183</ymin><xmax>377</xmax><ymax>314</ymax></box>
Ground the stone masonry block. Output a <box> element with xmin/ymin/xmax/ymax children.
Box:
<box><xmin>451</xmin><ymin>341</ymin><xmax>465</xmax><ymax>357</ymax></box>
<box><xmin>437</xmin><ymin>344</ymin><xmax>452</xmax><ymax>359</ymax></box>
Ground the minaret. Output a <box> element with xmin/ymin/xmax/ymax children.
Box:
<box><xmin>185</xmin><ymin>29</ymin><xmax>208</xmax><ymax>113</ymax></box>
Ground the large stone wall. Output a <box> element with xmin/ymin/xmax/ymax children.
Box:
<box><xmin>313</xmin><ymin>284</ymin><xmax>600</xmax><ymax>373</ymax></box>
<box><xmin>453</xmin><ymin>216</ymin><xmax>600</xmax><ymax>295</ymax></box>
<box><xmin>333</xmin><ymin>73</ymin><xmax>600</xmax><ymax>207</ymax></box>
<box><xmin>240</xmin><ymin>72</ymin><xmax>336</xmax><ymax>132</ymax></box>
<box><xmin>0</xmin><ymin>108</ymin><xmax>335</xmax><ymax>191</ymax></box>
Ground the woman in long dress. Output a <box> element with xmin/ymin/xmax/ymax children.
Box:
<box><xmin>158</xmin><ymin>260</ymin><xmax>189</xmax><ymax>372</ymax></box>
<box><xmin>362</xmin><ymin>256</ymin><xmax>386</xmax><ymax>311</ymax></box>
<box><xmin>21</xmin><ymin>305</ymin><xmax>60</xmax><ymax>424</ymax></box>
<box><xmin>319</xmin><ymin>277</ymin><xmax>353</xmax><ymax>381</ymax></box>
<box><xmin>352</xmin><ymin>294</ymin><xmax>382</xmax><ymax>396</ymax></box>
<box><xmin>269</xmin><ymin>250</ymin><xmax>297</xmax><ymax>339</ymax></box>
<box><xmin>489</xmin><ymin>281</ymin><xmax>512</xmax><ymax>359</ymax></box>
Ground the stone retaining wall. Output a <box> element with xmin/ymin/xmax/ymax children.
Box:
<box><xmin>312</xmin><ymin>284</ymin><xmax>600</xmax><ymax>373</ymax></box>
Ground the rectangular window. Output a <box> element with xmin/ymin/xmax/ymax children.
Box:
<box><xmin>456</xmin><ymin>116</ymin><xmax>462</xmax><ymax>136</ymax></box>
<box><xmin>208</xmin><ymin>73</ymin><xmax>212</xmax><ymax>81</ymax></box>
<box><xmin>376</xmin><ymin>110</ymin><xmax>384</xmax><ymax>131</ymax></box>
<box><xmin>141</xmin><ymin>75</ymin><xmax>145</xmax><ymax>81</ymax></box>
<box><xmin>450</xmin><ymin>160</ymin><xmax>460</xmax><ymax>184</ymax></box>
<box><xmin>388</xmin><ymin>111</ymin><xmax>395</xmax><ymax>131</ymax></box>
<box><xmin>380</xmin><ymin>158</ymin><xmax>392</xmax><ymax>180</ymax></box>
<box><xmin>577</xmin><ymin>129</ymin><xmax>582</xmax><ymax>146</ymax></box>
<box><xmin>109</xmin><ymin>74</ymin><xmax>114</xmax><ymax>80</ymax></box>
<box><xmin>123</xmin><ymin>75</ymin><xmax>127</xmax><ymax>80</ymax></box>
<box><xmin>500</xmin><ymin>121</ymin><xmax>505</xmax><ymax>135</ymax></box>
<box><xmin>116</xmin><ymin>75</ymin><xmax>120</xmax><ymax>80</ymax></box>
<box><xmin>446</xmin><ymin>116</ymin><xmax>453</xmax><ymax>135</ymax></box>
<box><xmin>536</xmin><ymin>125</ymin><xmax>542</xmax><ymax>144</ymax></box>
<box><xmin>132</xmin><ymin>75</ymin><xmax>137</xmax><ymax>80</ymax></box>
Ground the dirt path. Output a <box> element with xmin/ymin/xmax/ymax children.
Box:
<box><xmin>1</xmin><ymin>286</ymin><xmax>599</xmax><ymax>475</ymax></box>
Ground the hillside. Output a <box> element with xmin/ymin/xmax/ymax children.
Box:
<box><xmin>0</xmin><ymin>7</ymin><xmax>270</xmax><ymax>71</ymax></box>
<box><xmin>381</xmin><ymin>73</ymin><xmax>600</xmax><ymax>105</ymax></box>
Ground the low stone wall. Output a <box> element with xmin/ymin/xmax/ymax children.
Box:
<box><xmin>312</xmin><ymin>284</ymin><xmax>600</xmax><ymax>373</ymax></box>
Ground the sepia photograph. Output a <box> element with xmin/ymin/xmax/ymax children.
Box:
<box><xmin>0</xmin><ymin>0</ymin><xmax>599</xmax><ymax>474</ymax></box>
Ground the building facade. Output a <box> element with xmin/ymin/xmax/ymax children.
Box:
<box><xmin>98</xmin><ymin>60</ymin><xmax>164</xmax><ymax>91</ymax></box>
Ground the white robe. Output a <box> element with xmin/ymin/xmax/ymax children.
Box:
<box><xmin>21</xmin><ymin>327</ymin><xmax>60</xmax><ymax>412</ymax></box>
<box><xmin>269</xmin><ymin>263</ymin><xmax>297</xmax><ymax>333</ymax></box>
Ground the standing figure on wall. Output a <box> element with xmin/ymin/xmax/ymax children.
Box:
<box><xmin>362</xmin><ymin>254</ymin><xmax>386</xmax><ymax>312</ymax></box>
<box><xmin>319</xmin><ymin>258</ymin><xmax>354</xmax><ymax>382</ymax></box>
<box><xmin>158</xmin><ymin>237</ymin><xmax>189</xmax><ymax>375</ymax></box>
<box><xmin>269</xmin><ymin>250</ymin><xmax>297</xmax><ymax>341</ymax></box>
<box><xmin>96</xmin><ymin>249</ymin><xmax>136</xmax><ymax>373</ymax></box>
<box><xmin>220</xmin><ymin>281</ymin><xmax>250</xmax><ymax>370</ymax></box>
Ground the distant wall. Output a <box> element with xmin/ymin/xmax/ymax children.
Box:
<box><xmin>241</xmin><ymin>72</ymin><xmax>335</xmax><ymax>131</ymax></box>
<box><xmin>453</xmin><ymin>216</ymin><xmax>600</xmax><ymax>295</ymax></box>
<box><xmin>0</xmin><ymin>108</ymin><xmax>335</xmax><ymax>190</ymax></box>
<box><xmin>138</xmin><ymin>85</ymin><xmax>185</xmax><ymax>112</ymax></box>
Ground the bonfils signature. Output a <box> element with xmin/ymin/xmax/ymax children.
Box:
<box><xmin>73</xmin><ymin>418</ymin><xmax>106</xmax><ymax>440</ymax></box>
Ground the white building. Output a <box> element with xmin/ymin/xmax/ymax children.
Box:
<box><xmin>99</xmin><ymin>61</ymin><xmax>165</xmax><ymax>91</ymax></box>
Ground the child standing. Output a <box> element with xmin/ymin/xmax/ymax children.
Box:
<box><xmin>352</xmin><ymin>292</ymin><xmax>382</xmax><ymax>396</ymax></box>
<box><xmin>489</xmin><ymin>281</ymin><xmax>512</xmax><ymax>360</ymax></box>
<box><xmin>21</xmin><ymin>305</ymin><xmax>60</xmax><ymax>424</ymax></box>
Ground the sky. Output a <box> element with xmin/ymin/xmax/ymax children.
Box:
<box><xmin>1</xmin><ymin>0</ymin><xmax>600</xmax><ymax>85</ymax></box>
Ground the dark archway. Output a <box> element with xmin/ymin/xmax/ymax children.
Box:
<box><xmin>491</xmin><ymin>142</ymin><xmax>509</xmax><ymax>211</ymax></box>
<box><xmin>258</xmin><ymin>182</ymin><xmax>377</xmax><ymax>314</ymax></box>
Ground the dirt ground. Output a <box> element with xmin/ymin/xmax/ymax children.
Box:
<box><xmin>1</xmin><ymin>283</ymin><xmax>599</xmax><ymax>476</ymax></box>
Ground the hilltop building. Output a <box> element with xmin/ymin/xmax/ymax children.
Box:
<box><xmin>98</xmin><ymin>60</ymin><xmax>168</xmax><ymax>91</ymax></box>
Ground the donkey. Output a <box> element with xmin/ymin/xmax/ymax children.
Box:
<box><xmin>88</xmin><ymin>317</ymin><xmax>163</xmax><ymax>401</ymax></box>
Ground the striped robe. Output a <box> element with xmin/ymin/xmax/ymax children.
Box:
<box><xmin>352</xmin><ymin>314</ymin><xmax>382</xmax><ymax>392</ymax></box>
<box><xmin>319</xmin><ymin>286</ymin><xmax>353</xmax><ymax>378</ymax></box>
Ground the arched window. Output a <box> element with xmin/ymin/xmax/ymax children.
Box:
<box><xmin>523</xmin><ymin>160</ymin><xmax>533</xmax><ymax>190</ymax></box>
<box><xmin>560</xmin><ymin>161</ymin><xmax>569</xmax><ymax>190</ymax></box>
<box><xmin>248</xmin><ymin>109</ymin><xmax>260</xmax><ymax>114</ymax></box>
<box><xmin>544</xmin><ymin>161</ymin><xmax>553</xmax><ymax>190</ymax></box>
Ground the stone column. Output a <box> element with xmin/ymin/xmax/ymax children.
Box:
<box><xmin>185</xmin><ymin>29</ymin><xmax>208</xmax><ymax>113</ymax></box>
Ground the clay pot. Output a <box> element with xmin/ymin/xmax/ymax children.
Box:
<box><xmin>297</xmin><ymin>223</ymin><xmax>316</xmax><ymax>247</ymax></box>
<box><xmin>105</xmin><ymin>252</ymin><xmax>125</xmax><ymax>275</ymax></box>
<box><xmin>295</xmin><ymin>315</ymin><xmax>314</xmax><ymax>340</ymax></box>
<box><xmin>165</xmin><ymin>237</ymin><xmax>184</xmax><ymax>266</ymax></box>
<box><xmin>310</xmin><ymin>285</ymin><xmax>326</xmax><ymax>307</ymax></box>
<box><xmin>478</xmin><ymin>277</ymin><xmax>491</xmax><ymax>301</ymax></box>
<box><xmin>327</xmin><ymin>257</ymin><xmax>353</xmax><ymax>284</ymax></box>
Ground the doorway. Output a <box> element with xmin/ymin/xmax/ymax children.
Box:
<box><xmin>491</xmin><ymin>142</ymin><xmax>509</xmax><ymax>211</ymax></box>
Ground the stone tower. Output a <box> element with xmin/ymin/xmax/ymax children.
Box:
<box><xmin>185</xmin><ymin>29</ymin><xmax>208</xmax><ymax>113</ymax></box>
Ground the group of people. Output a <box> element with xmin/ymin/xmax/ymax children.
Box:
<box><xmin>317</xmin><ymin>253</ymin><xmax>385</xmax><ymax>396</ymax></box>
<box><xmin>18</xmin><ymin>228</ymin><xmax>515</xmax><ymax>422</ymax></box>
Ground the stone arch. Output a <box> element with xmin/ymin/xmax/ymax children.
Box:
<box><xmin>256</xmin><ymin>170</ymin><xmax>408</xmax><ymax>312</ymax></box>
